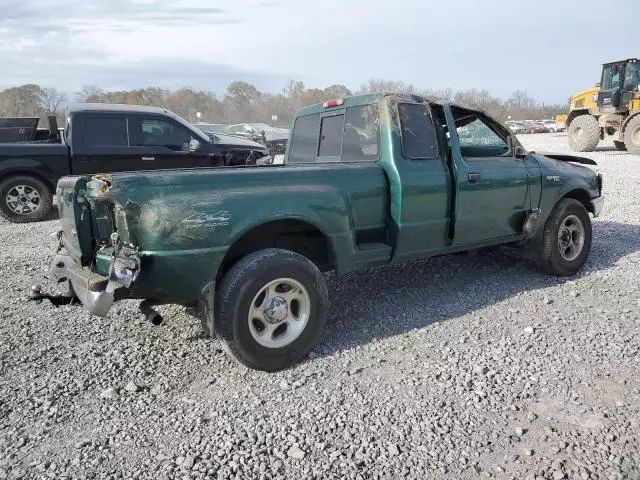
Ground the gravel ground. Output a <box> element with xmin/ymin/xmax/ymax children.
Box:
<box><xmin>0</xmin><ymin>133</ymin><xmax>639</xmax><ymax>480</ymax></box>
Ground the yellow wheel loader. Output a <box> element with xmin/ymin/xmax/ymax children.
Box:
<box><xmin>565</xmin><ymin>58</ymin><xmax>640</xmax><ymax>153</ymax></box>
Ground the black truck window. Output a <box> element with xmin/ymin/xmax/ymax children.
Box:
<box><xmin>133</xmin><ymin>119</ymin><xmax>193</xmax><ymax>150</ymax></box>
<box><xmin>398</xmin><ymin>103</ymin><xmax>439</xmax><ymax>159</ymax></box>
<box><xmin>82</xmin><ymin>116</ymin><xmax>128</xmax><ymax>147</ymax></box>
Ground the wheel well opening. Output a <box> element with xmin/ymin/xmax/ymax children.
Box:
<box><xmin>0</xmin><ymin>171</ymin><xmax>55</xmax><ymax>192</ymax></box>
<box><xmin>563</xmin><ymin>189</ymin><xmax>593</xmax><ymax>214</ymax></box>
<box><xmin>216</xmin><ymin>220</ymin><xmax>336</xmax><ymax>282</ymax></box>
<box><xmin>567</xmin><ymin>110</ymin><xmax>589</xmax><ymax>126</ymax></box>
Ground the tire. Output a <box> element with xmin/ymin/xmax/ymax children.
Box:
<box><xmin>549</xmin><ymin>128</ymin><xmax>555</xmax><ymax>133</ymax></box>
<box><xmin>623</xmin><ymin>115</ymin><xmax>640</xmax><ymax>155</ymax></box>
<box><xmin>567</xmin><ymin>115</ymin><xmax>600</xmax><ymax>152</ymax></box>
<box><xmin>613</xmin><ymin>140</ymin><xmax>627</xmax><ymax>151</ymax></box>
<box><xmin>535</xmin><ymin>199</ymin><xmax>592</xmax><ymax>277</ymax></box>
<box><xmin>214</xmin><ymin>248</ymin><xmax>329</xmax><ymax>371</ymax></box>
<box><xmin>0</xmin><ymin>175</ymin><xmax>53</xmax><ymax>223</ymax></box>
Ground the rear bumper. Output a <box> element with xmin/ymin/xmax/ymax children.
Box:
<box><xmin>590</xmin><ymin>195</ymin><xmax>605</xmax><ymax>217</ymax></box>
<box><xmin>48</xmin><ymin>254</ymin><xmax>114</xmax><ymax>316</ymax></box>
<box><xmin>47</xmin><ymin>248</ymin><xmax>139</xmax><ymax>317</ymax></box>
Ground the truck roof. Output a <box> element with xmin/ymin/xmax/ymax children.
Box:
<box><xmin>69</xmin><ymin>103</ymin><xmax>175</xmax><ymax>115</ymax></box>
<box><xmin>602</xmin><ymin>58</ymin><xmax>639</xmax><ymax>65</ymax></box>
<box><xmin>293</xmin><ymin>92</ymin><xmax>485</xmax><ymax>119</ymax></box>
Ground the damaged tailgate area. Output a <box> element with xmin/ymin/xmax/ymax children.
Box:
<box><xmin>35</xmin><ymin>174</ymin><xmax>142</xmax><ymax>316</ymax></box>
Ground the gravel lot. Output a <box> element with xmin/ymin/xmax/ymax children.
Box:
<box><xmin>1</xmin><ymin>133</ymin><xmax>639</xmax><ymax>480</ymax></box>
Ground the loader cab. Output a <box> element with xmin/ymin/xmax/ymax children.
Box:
<box><xmin>598</xmin><ymin>58</ymin><xmax>640</xmax><ymax>114</ymax></box>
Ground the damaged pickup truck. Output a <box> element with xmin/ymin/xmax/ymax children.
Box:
<box><xmin>36</xmin><ymin>93</ymin><xmax>604</xmax><ymax>371</ymax></box>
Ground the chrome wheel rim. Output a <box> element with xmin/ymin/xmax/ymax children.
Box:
<box><xmin>6</xmin><ymin>185</ymin><xmax>41</xmax><ymax>215</ymax></box>
<box><xmin>248</xmin><ymin>278</ymin><xmax>310</xmax><ymax>348</ymax></box>
<box><xmin>557</xmin><ymin>214</ymin><xmax>585</xmax><ymax>262</ymax></box>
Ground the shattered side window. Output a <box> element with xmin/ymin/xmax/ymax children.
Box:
<box><xmin>457</xmin><ymin>118</ymin><xmax>507</xmax><ymax>150</ymax></box>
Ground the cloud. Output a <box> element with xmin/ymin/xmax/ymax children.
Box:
<box><xmin>0</xmin><ymin>0</ymin><xmax>638</xmax><ymax>103</ymax></box>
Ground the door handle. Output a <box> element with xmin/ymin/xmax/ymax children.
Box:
<box><xmin>468</xmin><ymin>172</ymin><xmax>481</xmax><ymax>182</ymax></box>
<box><xmin>141</xmin><ymin>156</ymin><xmax>155</xmax><ymax>161</ymax></box>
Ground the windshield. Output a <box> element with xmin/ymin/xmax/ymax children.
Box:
<box><xmin>624</xmin><ymin>61</ymin><xmax>640</xmax><ymax>91</ymax></box>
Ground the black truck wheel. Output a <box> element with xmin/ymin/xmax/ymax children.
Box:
<box><xmin>0</xmin><ymin>175</ymin><xmax>53</xmax><ymax>223</ymax></box>
<box><xmin>567</xmin><ymin>115</ymin><xmax>600</xmax><ymax>152</ymax></box>
<box><xmin>536</xmin><ymin>199</ymin><xmax>592</xmax><ymax>277</ymax></box>
<box><xmin>623</xmin><ymin>115</ymin><xmax>640</xmax><ymax>155</ymax></box>
<box><xmin>214</xmin><ymin>248</ymin><xmax>329</xmax><ymax>371</ymax></box>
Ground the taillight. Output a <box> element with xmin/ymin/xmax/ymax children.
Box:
<box><xmin>323</xmin><ymin>99</ymin><xmax>344</xmax><ymax>108</ymax></box>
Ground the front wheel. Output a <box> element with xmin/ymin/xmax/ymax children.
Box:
<box><xmin>567</xmin><ymin>115</ymin><xmax>600</xmax><ymax>152</ymax></box>
<box><xmin>623</xmin><ymin>115</ymin><xmax>640</xmax><ymax>155</ymax></box>
<box><xmin>0</xmin><ymin>175</ymin><xmax>53</xmax><ymax>223</ymax></box>
<box><xmin>536</xmin><ymin>199</ymin><xmax>592</xmax><ymax>277</ymax></box>
<box><xmin>214</xmin><ymin>248</ymin><xmax>329</xmax><ymax>371</ymax></box>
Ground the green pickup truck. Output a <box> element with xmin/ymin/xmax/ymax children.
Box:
<box><xmin>38</xmin><ymin>93</ymin><xmax>604</xmax><ymax>371</ymax></box>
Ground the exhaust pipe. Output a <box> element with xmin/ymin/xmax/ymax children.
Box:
<box><xmin>139</xmin><ymin>300</ymin><xmax>171</xmax><ymax>326</ymax></box>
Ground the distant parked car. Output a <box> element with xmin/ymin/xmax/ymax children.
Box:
<box><xmin>541</xmin><ymin>119</ymin><xmax>564</xmax><ymax>133</ymax></box>
<box><xmin>533</xmin><ymin>122</ymin><xmax>550</xmax><ymax>133</ymax></box>
<box><xmin>228</xmin><ymin>123</ymin><xmax>289</xmax><ymax>155</ymax></box>
<box><xmin>506</xmin><ymin>122</ymin><xmax>525</xmax><ymax>134</ymax></box>
<box><xmin>193</xmin><ymin>123</ymin><xmax>232</xmax><ymax>135</ymax></box>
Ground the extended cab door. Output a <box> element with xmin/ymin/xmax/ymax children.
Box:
<box><xmin>386</xmin><ymin>101</ymin><xmax>452</xmax><ymax>258</ymax></box>
<box><xmin>447</xmin><ymin>108</ymin><xmax>529</xmax><ymax>244</ymax></box>
<box><xmin>69</xmin><ymin>114</ymin><xmax>138</xmax><ymax>175</ymax></box>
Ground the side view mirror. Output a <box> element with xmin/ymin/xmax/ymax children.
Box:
<box><xmin>188</xmin><ymin>138</ymin><xmax>201</xmax><ymax>152</ymax></box>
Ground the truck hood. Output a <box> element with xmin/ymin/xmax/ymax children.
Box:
<box><xmin>535</xmin><ymin>152</ymin><xmax>597</xmax><ymax>166</ymax></box>
<box><xmin>530</xmin><ymin>151</ymin><xmax>601</xmax><ymax>197</ymax></box>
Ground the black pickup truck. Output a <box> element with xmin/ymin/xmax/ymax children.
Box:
<box><xmin>0</xmin><ymin>104</ymin><xmax>270</xmax><ymax>223</ymax></box>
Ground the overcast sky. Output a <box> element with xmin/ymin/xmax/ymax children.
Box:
<box><xmin>0</xmin><ymin>0</ymin><xmax>637</xmax><ymax>103</ymax></box>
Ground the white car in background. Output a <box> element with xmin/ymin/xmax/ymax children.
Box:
<box><xmin>541</xmin><ymin>119</ymin><xmax>564</xmax><ymax>133</ymax></box>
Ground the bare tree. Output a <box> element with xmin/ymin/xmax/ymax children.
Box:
<box><xmin>75</xmin><ymin>85</ymin><xmax>104</xmax><ymax>103</ymax></box>
<box><xmin>39</xmin><ymin>87</ymin><xmax>68</xmax><ymax>113</ymax></box>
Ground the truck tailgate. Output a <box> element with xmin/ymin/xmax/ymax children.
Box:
<box><xmin>56</xmin><ymin>176</ymin><xmax>94</xmax><ymax>265</ymax></box>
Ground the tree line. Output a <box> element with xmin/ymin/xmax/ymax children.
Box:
<box><xmin>0</xmin><ymin>80</ymin><xmax>567</xmax><ymax>127</ymax></box>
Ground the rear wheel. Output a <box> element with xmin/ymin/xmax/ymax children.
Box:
<box><xmin>567</xmin><ymin>115</ymin><xmax>600</xmax><ymax>152</ymax></box>
<box><xmin>623</xmin><ymin>115</ymin><xmax>640</xmax><ymax>155</ymax></box>
<box><xmin>535</xmin><ymin>199</ymin><xmax>592</xmax><ymax>277</ymax></box>
<box><xmin>0</xmin><ymin>175</ymin><xmax>53</xmax><ymax>223</ymax></box>
<box><xmin>213</xmin><ymin>248</ymin><xmax>329</xmax><ymax>371</ymax></box>
<box><xmin>613</xmin><ymin>140</ymin><xmax>627</xmax><ymax>151</ymax></box>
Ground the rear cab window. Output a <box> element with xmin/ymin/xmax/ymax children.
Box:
<box><xmin>288</xmin><ymin>104</ymin><xmax>380</xmax><ymax>163</ymax></box>
<box><xmin>80</xmin><ymin>116</ymin><xmax>129</xmax><ymax>147</ymax></box>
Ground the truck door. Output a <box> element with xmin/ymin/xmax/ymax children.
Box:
<box><xmin>127</xmin><ymin>115</ymin><xmax>213</xmax><ymax>170</ymax></box>
<box><xmin>387</xmin><ymin>101</ymin><xmax>452</xmax><ymax>258</ymax></box>
<box><xmin>447</xmin><ymin>108</ymin><xmax>529</xmax><ymax>245</ymax></box>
